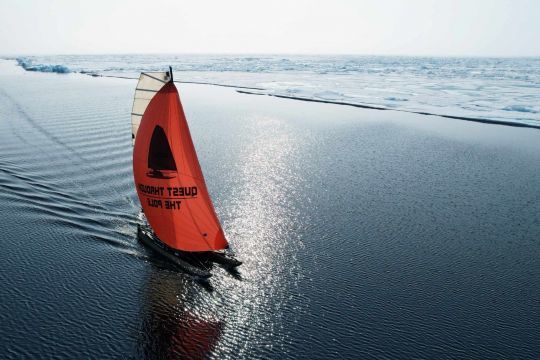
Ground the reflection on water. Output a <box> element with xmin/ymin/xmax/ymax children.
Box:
<box><xmin>137</xmin><ymin>270</ymin><xmax>222</xmax><ymax>359</ymax></box>
<box><xmin>226</xmin><ymin>115</ymin><xmax>300</xmax><ymax>284</ymax></box>
<box><xmin>206</xmin><ymin>113</ymin><xmax>307</xmax><ymax>357</ymax></box>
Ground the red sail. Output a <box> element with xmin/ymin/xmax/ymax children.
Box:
<box><xmin>133</xmin><ymin>82</ymin><xmax>228</xmax><ymax>251</ymax></box>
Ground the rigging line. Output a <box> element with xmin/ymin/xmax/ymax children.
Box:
<box><xmin>85</xmin><ymin>73</ymin><xmax>266</xmax><ymax>91</ymax></box>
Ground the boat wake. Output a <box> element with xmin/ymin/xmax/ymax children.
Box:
<box><xmin>0</xmin><ymin>77</ymin><xmax>143</xmax><ymax>261</ymax></box>
<box><xmin>0</xmin><ymin>160</ymin><xmax>138</xmax><ymax>250</ymax></box>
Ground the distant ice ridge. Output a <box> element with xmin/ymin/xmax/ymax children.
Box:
<box><xmin>502</xmin><ymin>105</ymin><xmax>538</xmax><ymax>114</ymax></box>
<box><xmin>10</xmin><ymin>55</ymin><xmax>540</xmax><ymax>127</ymax></box>
<box><xmin>16</xmin><ymin>57</ymin><xmax>70</xmax><ymax>73</ymax></box>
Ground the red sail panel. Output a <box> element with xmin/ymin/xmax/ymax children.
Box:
<box><xmin>133</xmin><ymin>82</ymin><xmax>228</xmax><ymax>251</ymax></box>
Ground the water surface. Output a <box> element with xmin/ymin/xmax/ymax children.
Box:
<box><xmin>0</xmin><ymin>60</ymin><xmax>539</xmax><ymax>359</ymax></box>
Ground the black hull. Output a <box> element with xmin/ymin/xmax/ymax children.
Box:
<box><xmin>137</xmin><ymin>225</ymin><xmax>241</xmax><ymax>279</ymax></box>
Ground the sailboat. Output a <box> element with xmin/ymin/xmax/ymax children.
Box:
<box><xmin>132</xmin><ymin>67</ymin><xmax>241</xmax><ymax>278</ymax></box>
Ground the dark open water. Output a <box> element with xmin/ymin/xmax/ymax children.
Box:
<box><xmin>0</xmin><ymin>60</ymin><xmax>539</xmax><ymax>359</ymax></box>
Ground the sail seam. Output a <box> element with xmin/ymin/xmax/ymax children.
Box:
<box><xmin>142</xmin><ymin>195</ymin><xmax>198</xmax><ymax>200</ymax></box>
<box><xmin>142</xmin><ymin>73</ymin><xmax>167</xmax><ymax>83</ymax></box>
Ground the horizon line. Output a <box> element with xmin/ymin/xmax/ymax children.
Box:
<box><xmin>2</xmin><ymin>52</ymin><xmax>540</xmax><ymax>59</ymax></box>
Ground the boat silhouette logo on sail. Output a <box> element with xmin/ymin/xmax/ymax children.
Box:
<box><xmin>146</xmin><ymin>125</ymin><xmax>177</xmax><ymax>179</ymax></box>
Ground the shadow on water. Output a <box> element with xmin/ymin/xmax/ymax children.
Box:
<box><xmin>134</xmin><ymin>235</ymin><xmax>218</xmax><ymax>292</ymax></box>
<box><xmin>223</xmin><ymin>267</ymin><xmax>242</xmax><ymax>281</ymax></box>
<box><xmin>136</xmin><ymin>269</ymin><xmax>223</xmax><ymax>359</ymax></box>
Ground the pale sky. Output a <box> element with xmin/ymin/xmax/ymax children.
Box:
<box><xmin>1</xmin><ymin>0</ymin><xmax>539</xmax><ymax>56</ymax></box>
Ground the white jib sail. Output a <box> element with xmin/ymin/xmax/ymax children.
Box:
<box><xmin>131</xmin><ymin>71</ymin><xmax>171</xmax><ymax>145</ymax></box>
